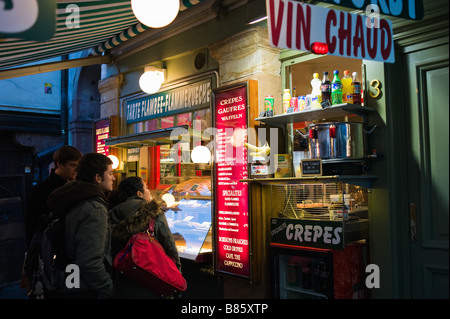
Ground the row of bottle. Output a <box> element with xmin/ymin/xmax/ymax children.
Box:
<box><xmin>287</xmin><ymin>256</ymin><xmax>330</xmax><ymax>294</ymax></box>
<box><xmin>282</xmin><ymin>70</ymin><xmax>362</xmax><ymax>114</ymax></box>
<box><xmin>324</xmin><ymin>70</ymin><xmax>362</xmax><ymax>105</ymax></box>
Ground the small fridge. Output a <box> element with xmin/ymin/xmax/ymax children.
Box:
<box><xmin>271</xmin><ymin>242</ymin><xmax>369</xmax><ymax>299</ymax></box>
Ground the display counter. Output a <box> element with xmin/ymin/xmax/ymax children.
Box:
<box><xmin>162</xmin><ymin>176</ymin><xmax>212</xmax><ymax>262</ymax></box>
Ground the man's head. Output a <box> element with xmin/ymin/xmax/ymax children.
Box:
<box><xmin>53</xmin><ymin>145</ymin><xmax>82</xmax><ymax>180</ymax></box>
<box><xmin>76</xmin><ymin>153</ymin><xmax>115</xmax><ymax>192</ymax></box>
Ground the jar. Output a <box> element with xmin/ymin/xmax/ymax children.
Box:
<box><xmin>250</xmin><ymin>157</ymin><xmax>273</xmax><ymax>178</ymax></box>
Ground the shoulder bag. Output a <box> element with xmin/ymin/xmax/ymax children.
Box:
<box><xmin>113</xmin><ymin>218</ymin><xmax>187</xmax><ymax>297</ymax></box>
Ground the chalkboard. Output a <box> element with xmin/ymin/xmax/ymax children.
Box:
<box><xmin>301</xmin><ymin>159</ymin><xmax>322</xmax><ymax>176</ymax></box>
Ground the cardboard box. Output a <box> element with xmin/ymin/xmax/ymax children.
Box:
<box><xmin>274</xmin><ymin>154</ymin><xmax>292</xmax><ymax>178</ymax></box>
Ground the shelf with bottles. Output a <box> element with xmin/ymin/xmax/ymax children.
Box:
<box><xmin>255</xmin><ymin>103</ymin><xmax>375</xmax><ymax>128</ymax></box>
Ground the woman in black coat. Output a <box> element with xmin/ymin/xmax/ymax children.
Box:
<box><xmin>108</xmin><ymin>176</ymin><xmax>181</xmax><ymax>299</ymax></box>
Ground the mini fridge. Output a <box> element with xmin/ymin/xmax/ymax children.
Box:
<box><xmin>271</xmin><ymin>242</ymin><xmax>369</xmax><ymax>299</ymax></box>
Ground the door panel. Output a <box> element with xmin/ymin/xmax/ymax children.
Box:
<box><xmin>405</xmin><ymin>42</ymin><xmax>449</xmax><ymax>298</ymax></box>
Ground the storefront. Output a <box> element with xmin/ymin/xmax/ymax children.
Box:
<box><xmin>98</xmin><ymin>0</ymin><xmax>448</xmax><ymax>299</ymax></box>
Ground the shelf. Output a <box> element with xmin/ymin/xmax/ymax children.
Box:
<box><xmin>240</xmin><ymin>174</ymin><xmax>376</xmax><ymax>188</ymax></box>
<box><xmin>255</xmin><ymin>104</ymin><xmax>375</xmax><ymax>127</ymax></box>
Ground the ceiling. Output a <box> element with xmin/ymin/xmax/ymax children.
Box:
<box><xmin>0</xmin><ymin>0</ymin><xmax>208</xmax><ymax>72</ymax></box>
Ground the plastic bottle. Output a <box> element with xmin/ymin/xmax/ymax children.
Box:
<box><xmin>310</xmin><ymin>73</ymin><xmax>322</xmax><ymax>109</ymax></box>
<box><xmin>283</xmin><ymin>89</ymin><xmax>291</xmax><ymax>113</ymax></box>
<box><xmin>352</xmin><ymin>72</ymin><xmax>362</xmax><ymax>105</ymax></box>
<box><xmin>321</xmin><ymin>71</ymin><xmax>331</xmax><ymax>105</ymax></box>
<box><xmin>331</xmin><ymin>70</ymin><xmax>343</xmax><ymax>105</ymax></box>
<box><xmin>290</xmin><ymin>87</ymin><xmax>298</xmax><ymax>112</ymax></box>
<box><xmin>341</xmin><ymin>70</ymin><xmax>352</xmax><ymax>103</ymax></box>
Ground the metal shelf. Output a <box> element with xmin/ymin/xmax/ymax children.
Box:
<box><xmin>240</xmin><ymin>175</ymin><xmax>377</xmax><ymax>188</ymax></box>
<box><xmin>255</xmin><ymin>104</ymin><xmax>375</xmax><ymax>127</ymax></box>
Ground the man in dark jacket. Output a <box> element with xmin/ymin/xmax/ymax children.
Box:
<box><xmin>47</xmin><ymin>152</ymin><xmax>115</xmax><ymax>299</ymax></box>
<box><xmin>26</xmin><ymin>145</ymin><xmax>82</xmax><ymax>245</ymax></box>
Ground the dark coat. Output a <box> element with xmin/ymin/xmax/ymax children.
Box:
<box><xmin>26</xmin><ymin>170</ymin><xmax>67</xmax><ymax>244</ymax></box>
<box><xmin>47</xmin><ymin>180</ymin><xmax>114</xmax><ymax>299</ymax></box>
<box><xmin>110</xmin><ymin>197</ymin><xmax>181</xmax><ymax>299</ymax></box>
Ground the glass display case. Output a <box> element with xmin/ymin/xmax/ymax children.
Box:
<box><xmin>162</xmin><ymin>176</ymin><xmax>212</xmax><ymax>262</ymax></box>
<box><xmin>266</xmin><ymin>179</ymin><xmax>370</xmax><ymax>250</ymax></box>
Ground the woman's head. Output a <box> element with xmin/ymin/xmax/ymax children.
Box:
<box><xmin>108</xmin><ymin>176</ymin><xmax>150</xmax><ymax>208</ymax></box>
<box><xmin>119</xmin><ymin>176</ymin><xmax>150</xmax><ymax>199</ymax></box>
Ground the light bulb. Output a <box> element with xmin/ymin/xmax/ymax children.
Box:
<box><xmin>107</xmin><ymin>155</ymin><xmax>119</xmax><ymax>169</ymax></box>
<box><xmin>191</xmin><ymin>146</ymin><xmax>211</xmax><ymax>164</ymax></box>
<box><xmin>139</xmin><ymin>70</ymin><xmax>163</xmax><ymax>94</ymax></box>
<box><xmin>162</xmin><ymin>193</ymin><xmax>176</xmax><ymax>207</ymax></box>
<box><xmin>131</xmin><ymin>0</ymin><xmax>180</xmax><ymax>28</ymax></box>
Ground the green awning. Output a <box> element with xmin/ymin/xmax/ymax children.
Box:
<box><xmin>0</xmin><ymin>0</ymin><xmax>205</xmax><ymax>70</ymax></box>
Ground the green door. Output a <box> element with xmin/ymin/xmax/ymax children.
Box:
<box><xmin>404</xmin><ymin>41</ymin><xmax>449</xmax><ymax>298</ymax></box>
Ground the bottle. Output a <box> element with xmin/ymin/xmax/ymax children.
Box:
<box><xmin>310</xmin><ymin>73</ymin><xmax>322</xmax><ymax>109</ymax></box>
<box><xmin>331</xmin><ymin>70</ymin><xmax>343</xmax><ymax>105</ymax></box>
<box><xmin>341</xmin><ymin>70</ymin><xmax>352</xmax><ymax>103</ymax></box>
<box><xmin>321</xmin><ymin>71</ymin><xmax>331</xmax><ymax>105</ymax></box>
<box><xmin>290</xmin><ymin>87</ymin><xmax>298</xmax><ymax>112</ymax></box>
<box><xmin>302</xmin><ymin>262</ymin><xmax>312</xmax><ymax>289</ymax></box>
<box><xmin>283</xmin><ymin>89</ymin><xmax>291</xmax><ymax>113</ymax></box>
<box><xmin>352</xmin><ymin>72</ymin><xmax>362</xmax><ymax>105</ymax></box>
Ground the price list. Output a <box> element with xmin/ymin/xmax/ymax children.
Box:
<box><xmin>214</xmin><ymin>85</ymin><xmax>250</xmax><ymax>278</ymax></box>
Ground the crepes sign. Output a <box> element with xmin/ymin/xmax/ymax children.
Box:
<box><xmin>271</xmin><ymin>218</ymin><xmax>345</xmax><ymax>249</ymax></box>
<box><xmin>266</xmin><ymin>0</ymin><xmax>395</xmax><ymax>63</ymax></box>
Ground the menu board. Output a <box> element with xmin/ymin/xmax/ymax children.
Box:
<box><xmin>95</xmin><ymin>119</ymin><xmax>110</xmax><ymax>156</ymax></box>
<box><xmin>213</xmin><ymin>84</ymin><xmax>250</xmax><ymax>278</ymax></box>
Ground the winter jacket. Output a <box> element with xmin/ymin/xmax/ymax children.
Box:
<box><xmin>110</xmin><ymin>196</ymin><xmax>181</xmax><ymax>299</ymax></box>
<box><xmin>26</xmin><ymin>170</ymin><xmax>67</xmax><ymax>245</ymax></box>
<box><xmin>47</xmin><ymin>180</ymin><xmax>114</xmax><ymax>299</ymax></box>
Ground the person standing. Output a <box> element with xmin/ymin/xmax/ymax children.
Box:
<box><xmin>47</xmin><ymin>152</ymin><xmax>115</xmax><ymax>299</ymax></box>
<box><xmin>26</xmin><ymin>145</ymin><xmax>82</xmax><ymax>245</ymax></box>
<box><xmin>108</xmin><ymin>176</ymin><xmax>181</xmax><ymax>299</ymax></box>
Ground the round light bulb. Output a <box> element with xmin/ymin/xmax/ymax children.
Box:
<box><xmin>191</xmin><ymin>146</ymin><xmax>211</xmax><ymax>164</ymax></box>
<box><xmin>131</xmin><ymin>0</ymin><xmax>180</xmax><ymax>28</ymax></box>
<box><xmin>139</xmin><ymin>71</ymin><xmax>162</xmax><ymax>94</ymax></box>
<box><xmin>107</xmin><ymin>155</ymin><xmax>119</xmax><ymax>169</ymax></box>
<box><xmin>162</xmin><ymin>193</ymin><xmax>176</xmax><ymax>207</ymax></box>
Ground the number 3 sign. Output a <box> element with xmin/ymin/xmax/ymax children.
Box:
<box><xmin>369</xmin><ymin>79</ymin><xmax>382</xmax><ymax>99</ymax></box>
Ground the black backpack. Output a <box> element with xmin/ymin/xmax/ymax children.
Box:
<box><xmin>24</xmin><ymin>212</ymin><xmax>72</xmax><ymax>299</ymax></box>
<box><xmin>24</xmin><ymin>197</ymin><xmax>106</xmax><ymax>298</ymax></box>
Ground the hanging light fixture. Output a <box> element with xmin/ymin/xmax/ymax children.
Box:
<box><xmin>107</xmin><ymin>155</ymin><xmax>120</xmax><ymax>169</ymax></box>
<box><xmin>191</xmin><ymin>145</ymin><xmax>211</xmax><ymax>170</ymax></box>
<box><xmin>139</xmin><ymin>66</ymin><xmax>165</xmax><ymax>94</ymax></box>
<box><xmin>131</xmin><ymin>0</ymin><xmax>180</xmax><ymax>28</ymax></box>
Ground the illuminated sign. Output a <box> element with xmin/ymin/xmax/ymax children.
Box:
<box><xmin>312</xmin><ymin>0</ymin><xmax>424</xmax><ymax>20</ymax></box>
<box><xmin>266</xmin><ymin>0</ymin><xmax>395</xmax><ymax>63</ymax></box>
<box><xmin>213</xmin><ymin>84</ymin><xmax>250</xmax><ymax>278</ymax></box>
<box><xmin>126</xmin><ymin>78</ymin><xmax>211</xmax><ymax>124</ymax></box>
<box><xmin>95</xmin><ymin>119</ymin><xmax>110</xmax><ymax>156</ymax></box>
<box><xmin>271</xmin><ymin>218</ymin><xmax>345</xmax><ymax>250</ymax></box>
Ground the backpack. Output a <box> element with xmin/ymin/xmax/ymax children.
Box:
<box><xmin>24</xmin><ymin>197</ymin><xmax>106</xmax><ymax>298</ymax></box>
<box><xmin>24</xmin><ymin>212</ymin><xmax>72</xmax><ymax>299</ymax></box>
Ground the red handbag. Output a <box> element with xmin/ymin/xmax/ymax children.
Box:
<box><xmin>113</xmin><ymin>219</ymin><xmax>187</xmax><ymax>296</ymax></box>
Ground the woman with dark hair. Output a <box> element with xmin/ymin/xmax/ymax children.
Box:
<box><xmin>108</xmin><ymin>176</ymin><xmax>181</xmax><ymax>299</ymax></box>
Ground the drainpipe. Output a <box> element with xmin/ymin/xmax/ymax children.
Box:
<box><xmin>61</xmin><ymin>55</ymin><xmax>69</xmax><ymax>144</ymax></box>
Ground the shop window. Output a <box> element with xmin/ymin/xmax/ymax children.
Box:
<box><xmin>177</xmin><ymin>113</ymin><xmax>191</xmax><ymax>127</ymax></box>
<box><xmin>161</xmin><ymin>116</ymin><xmax>174</xmax><ymax>129</ymax></box>
<box><xmin>145</xmin><ymin>119</ymin><xmax>158</xmax><ymax>131</ymax></box>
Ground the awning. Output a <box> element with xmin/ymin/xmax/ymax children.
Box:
<box><xmin>0</xmin><ymin>0</ymin><xmax>205</xmax><ymax>71</ymax></box>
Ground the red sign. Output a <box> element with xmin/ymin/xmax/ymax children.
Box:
<box><xmin>266</xmin><ymin>0</ymin><xmax>395</xmax><ymax>63</ymax></box>
<box><xmin>213</xmin><ymin>85</ymin><xmax>250</xmax><ymax>278</ymax></box>
<box><xmin>95</xmin><ymin>119</ymin><xmax>110</xmax><ymax>156</ymax></box>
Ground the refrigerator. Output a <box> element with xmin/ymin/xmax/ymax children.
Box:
<box><xmin>271</xmin><ymin>242</ymin><xmax>369</xmax><ymax>299</ymax></box>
